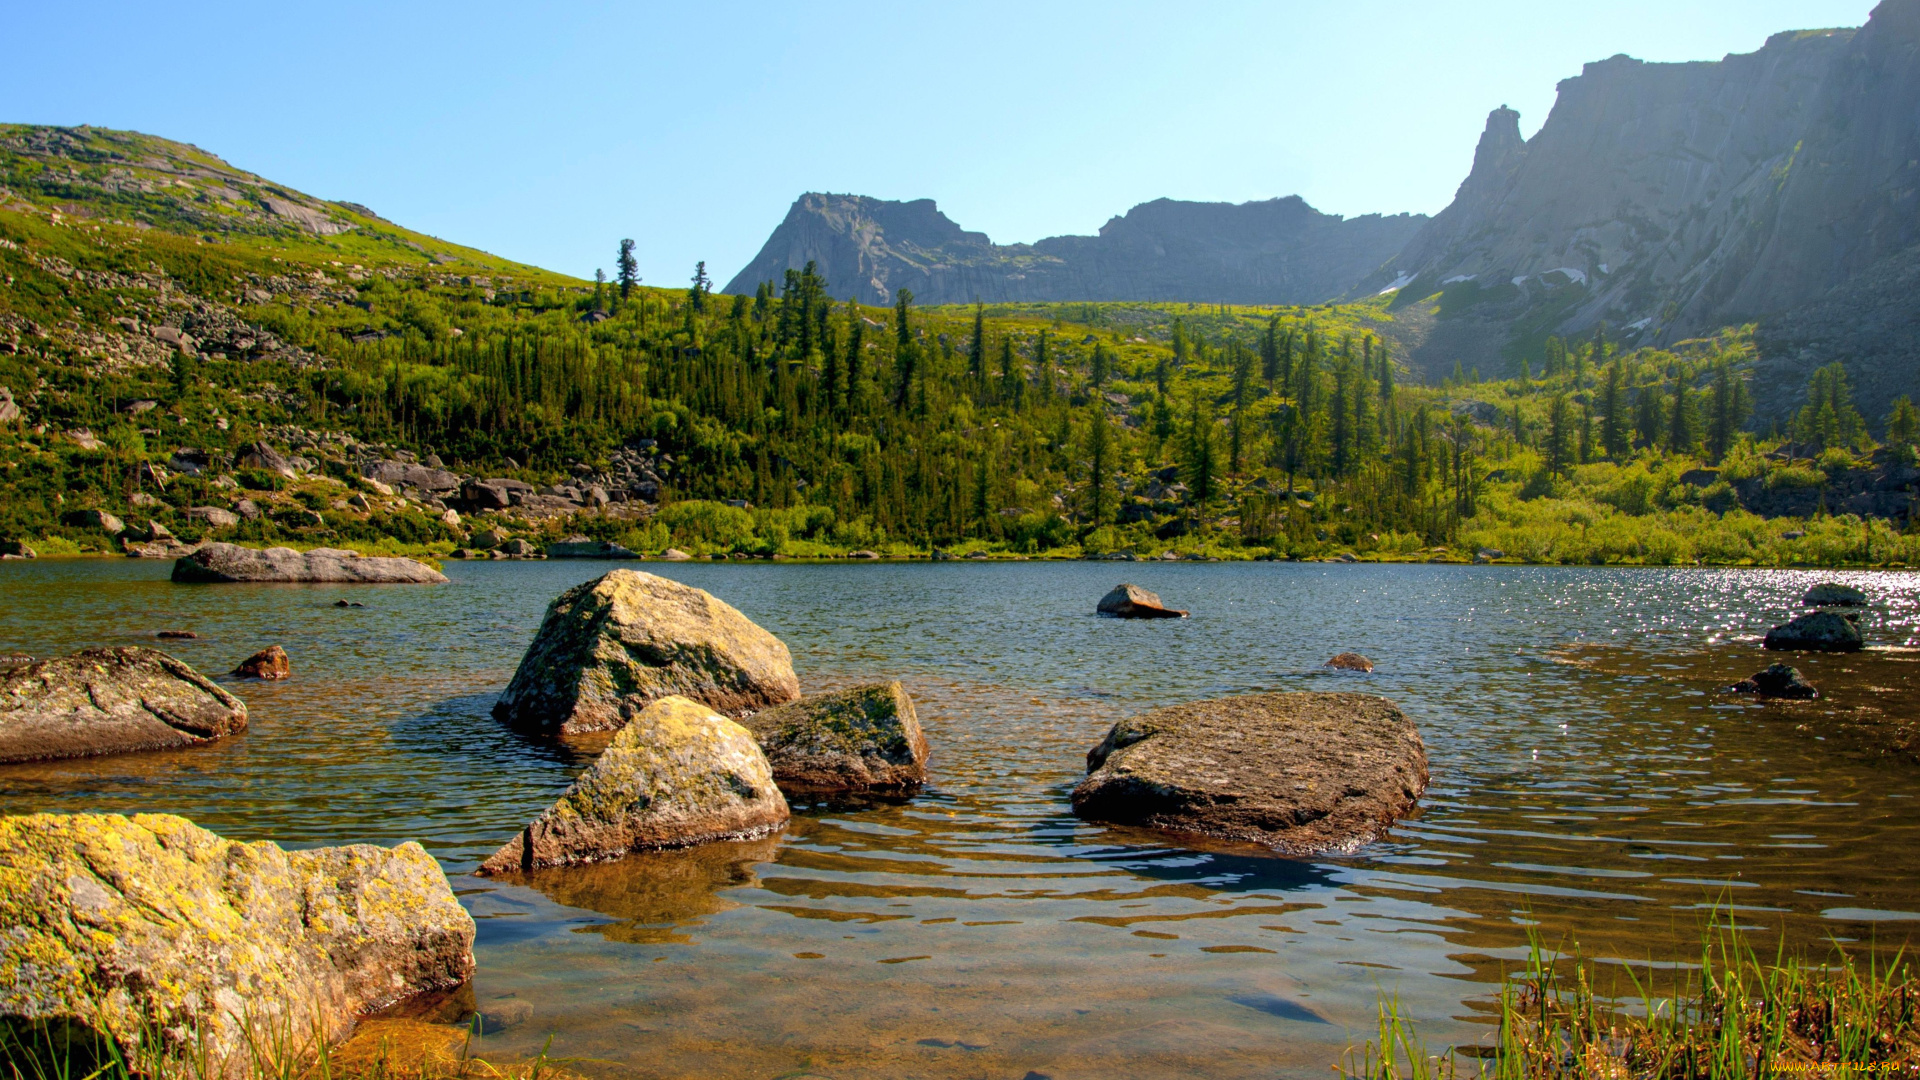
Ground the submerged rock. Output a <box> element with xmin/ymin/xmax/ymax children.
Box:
<box><xmin>661</xmin><ymin>548</ymin><xmax>692</xmax><ymax>561</ymax></box>
<box><xmin>1325</xmin><ymin>652</ymin><xmax>1374</xmax><ymax>673</ymax></box>
<box><xmin>0</xmin><ymin>812</ymin><xmax>475</xmax><ymax>1075</ymax></box>
<box><xmin>1071</xmin><ymin>692</ymin><xmax>1428</xmax><ymax>855</ymax></box>
<box><xmin>546</xmin><ymin>535</ymin><xmax>638</xmax><ymax>559</ymax></box>
<box><xmin>1729</xmin><ymin>663</ymin><xmax>1819</xmax><ymax>700</ymax></box>
<box><xmin>234</xmin><ymin>644</ymin><xmax>291</xmax><ymax>680</ymax></box>
<box><xmin>478</xmin><ymin>696</ymin><xmax>789</xmax><ymax>874</ymax></box>
<box><xmin>1096</xmin><ymin>583</ymin><xmax>1188</xmax><ymax>619</ymax></box>
<box><xmin>1803</xmin><ymin>582</ymin><xmax>1868</xmax><ymax>607</ymax></box>
<box><xmin>492</xmin><ymin>569</ymin><xmax>799</xmax><ymax>734</ymax></box>
<box><xmin>741</xmin><ymin>682</ymin><xmax>929</xmax><ymax>793</ymax></box>
<box><xmin>1763</xmin><ymin>610</ymin><xmax>1864</xmax><ymax>652</ymax></box>
<box><xmin>0</xmin><ymin>647</ymin><xmax>248</xmax><ymax>764</ymax></box>
<box><xmin>172</xmin><ymin>543</ymin><xmax>448</xmax><ymax>584</ymax></box>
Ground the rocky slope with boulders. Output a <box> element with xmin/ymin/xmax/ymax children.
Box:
<box><xmin>726</xmin><ymin>192</ymin><xmax>1426</xmax><ymax>307</ymax></box>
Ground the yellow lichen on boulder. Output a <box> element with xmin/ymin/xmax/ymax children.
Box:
<box><xmin>491</xmin><ymin>570</ymin><xmax>800</xmax><ymax>734</ymax></box>
<box><xmin>479</xmin><ymin>696</ymin><xmax>789</xmax><ymax>874</ymax></box>
<box><xmin>0</xmin><ymin>812</ymin><xmax>474</xmax><ymax>1077</ymax></box>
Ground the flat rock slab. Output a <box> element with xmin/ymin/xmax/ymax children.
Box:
<box><xmin>479</xmin><ymin>696</ymin><xmax>789</xmax><ymax>874</ymax></box>
<box><xmin>492</xmin><ymin>569</ymin><xmax>799</xmax><ymax>734</ymax></box>
<box><xmin>742</xmin><ymin>682</ymin><xmax>929</xmax><ymax>793</ymax></box>
<box><xmin>172</xmin><ymin>543</ymin><xmax>447</xmax><ymax>583</ymax></box>
<box><xmin>1097</xmin><ymin>583</ymin><xmax>1188</xmax><ymax>618</ymax></box>
<box><xmin>0</xmin><ymin>646</ymin><xmax>248</xmax><ymax>764</ymax></box>
<box><xmin>1071</xmin><ymin>692</ymin><xmax>1428</xmax><ymax>855</ymax></box>
<box><xmin>1764</xmin><ymin>610</ymin><xmax>1864</xmax><ymax>652</ymax></box>
<box><xmin>0</xmin><ymin>812</ymin><xmax>474</xmax><ymax>1076</ymax></box>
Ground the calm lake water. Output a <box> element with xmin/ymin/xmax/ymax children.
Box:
<box><xmin>4</xmin><ymin>559</ymin><xmax>1920</xmax><ymax>1080</ymax></box>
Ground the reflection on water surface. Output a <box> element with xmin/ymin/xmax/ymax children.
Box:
<box><xmin>3</xmin><ymin>559</ymin><xmax>1919</xmax><ymax>1078</ymax></box>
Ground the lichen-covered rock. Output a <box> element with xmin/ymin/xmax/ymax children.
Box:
<box><xmin>1071</xmin><ymin>692</ymin><xmax>1428</xmax><ymax>855</ymax></box>
<box><xmin>0</xmin><ymin>647</ymin><xmax>248</xmax><ymax>764</ymax></box>
<box><xmin>1096</xmin><ymin>583</ymin><xmax>1188</xmax><ymax>619</ymax></box>
<box><xmin>0</xmin><ymin>813</ymin><xmax>475</xmax><ymax>1077</ymax></box>
<box><xmin>741</xmin><ymin>682</ymin><xmax>929</xmax><ymax>793</ymax></box>
<box><xmin>1764</xmin><ymin>610</ymin><xmax>1865</xmax><ymax>652</ymax></box>
<box><xmin>1803</xmin><ymin>582</ymin><xmax>1868</xmax><ymax>607</ymax></box>
<box><xmin>173</xmin><ymin>543</ymin><xmax>447</xmax><ymax>584</ymax></box>
<box><xmin>492</xmin><ymin>569</ymin><xmax>799</xmax><ymax>733</ymax></box>
<box><xmin>478</xmin><ymin>696</ymin><xmax>789</xmax><ymax>874</ymax></box>
<box><xmin>233</xmin><ymin>645</ymin><xmax>291</xmax><ymax>680</ymax></box>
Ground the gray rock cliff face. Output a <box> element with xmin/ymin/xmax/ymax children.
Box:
<box><xmin>725</xmin><ymin>193</ymin><xmax>1425</xmax><ymax>307</ymax></box>
<box><xmin>1365</xmin><ymin>1</ymin><xmax>1920</xmax><ymax>416</ymax></box>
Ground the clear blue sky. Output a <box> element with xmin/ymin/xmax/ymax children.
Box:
<box><xmin>5</xmin><ymin>1</ymin><xmax>1875</xmax><ymax>289</ymax></box>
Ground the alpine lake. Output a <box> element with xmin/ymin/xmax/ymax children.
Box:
<box><xmin>4</xmin><ymin>558</ymin><xmax>1920</xmax><ymax>1080</ymax></box>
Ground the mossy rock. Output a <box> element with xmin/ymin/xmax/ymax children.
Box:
<box><xmin>741</xmin><ymin>682</ymin><xmax>929</xmax><ymax>793</ymax></box>
<box><xmin>479</xmin><ymin>696</ymin><xmax>789</xmax><ymax>874</ymax></box>
<box><xmin>0</xmin><ymin>812</ymin><xmax>474</xmax><ymax>1077</ymax></box>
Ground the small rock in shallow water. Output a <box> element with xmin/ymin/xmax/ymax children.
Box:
<box><xmin>476</xmin><ymin>998</ymin><xmax>534</xmax><ymax>1032</ymax></box>
<box><xmin>233</xmin><ymin>644</ymin><xmax>290</xmax><ymax>680</ymax></box>
<box><xmin>1096</xmin><ymin>583</ymin><xmax>1188</xmax><ymax>619</ymax></box>
<box><xmin>155</xmin><ymin>629</ymin><xmax>198</xmax><ymax>640</ymax></box>
<box><xmin>742</xmin><ymin>682</ymin><xmax>929</xmax><ymax>793</ymax></box>
<box><xmin>1325</xmin><ymin>652</ymin><xmax>1374</xmax><ymax>672</ymax></box>
<box><xmin>1764</xmin><ymin>610</ymin><xmax>1864</xmax><ymax>653</ymax></box>
<box><xmin>1729</xmin><ymin>662</ymin><xmax>1819</xmax><ymax>699</ymax></box>
<box><xmin>333</xmin><ymin>599</ymin><xmax>365</xmax><ymax>607</ymax></box>
<box><xmin>478</xmin><ymin>695</ymin><xmax>789</xmax><ymax>873</ymax></box>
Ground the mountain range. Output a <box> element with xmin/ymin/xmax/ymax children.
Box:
<box><xmin>723</xmin><ymin>193</ymin><xmax>1424</xmax><ymax>308</ymax></box>
<box><xmin>731</xmin><ymin>0</ymin><xmax>1920</xmax><ymax>420</ymax></box>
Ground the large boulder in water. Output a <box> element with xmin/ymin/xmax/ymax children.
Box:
<box><xmin>546</xmin><ymin>535</ymin><xmax>638</xmax><ymax>559</ymax></box>
<box><xmin>1763</xmin><ymin>610</ymin><xmax>1864</xmax><ymax>652</ymax></box>
<box><xmin>478</xmin><ymin>696</ymin><xmax>789</xmax><ymax>874</ymax></box>
<box><xmin>0</xmin><ymin>812</ymin><xmax>474</xmax><ymax>1077</ymax></box>
<box><xmin>741</xmin><ymin>682</ymin><xmax>929</xmax><ymax>793</ymax></box>
<box><xmin>492</xmin><ymin>569</ymin><xmax>799</xmax><ymax>734</ymax></box>
<box><xmin>172</xmin><ymin>543</ymin><xmax>447</xmax><ymax>584</ymax></box>
<box><xmin>1096</xmin><ymin>583</ymin><xmax>1188</xmax><ymax>619</ymax></box>
<box><xmin>1071</xmin><ymin>692</ymin><xmax>1428</xmax><ymax>855</ymax></box>
<box><xmin>0</xmin><ymin>647</ymin><xmax>248</xmax><ymax>764</ymax></box>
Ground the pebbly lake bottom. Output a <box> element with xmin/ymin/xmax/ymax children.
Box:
<box><xmin>4</xmin><ymin>559</ymin><xmax>1920</xmax><ymax>1079</ymax></box>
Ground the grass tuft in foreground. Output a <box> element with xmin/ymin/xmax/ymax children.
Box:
<box><xmin>1342</xmin><ymin>914</ymin><xmax>1920</xmax><ymax>1080</ymax></box>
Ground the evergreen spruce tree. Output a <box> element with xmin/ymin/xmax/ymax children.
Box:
<box><xmin>1087</xmin><ymin>407</ymin><xmax>1113</xmax><ymax>527</ymax></box>
<box><xmin>1668</xmin><ymin>374</ymin><xmax>1696</xmax><ymax>454</ymax></box>
<box><xmin>1635</xmin><ymin>384</ymin><xmax>1665</xmax><ymax>449</ymax></box>
<box><xmin>892</xmin><ymin>289</ymin><xmax>916</xmax><ymax>410</ymax></box>
<box><xmin>1261</xmin><ymin>316</ymin><xmax>1282</xmax><ymax>388</ymax></box>
<box><xmin>1705</xmin><ymin>359</ymin><xmax>1749</xmax><ymax>463</ymax></box>
<box><xmin>1185</xmin><ymin>395</ymin><xmax>1216</xmax><ymax>503</ymax></box>
<box><xmin>970</xmin><ymin>304</ymin><xmax>987</xmax><ymax>385</ymax></box>
<box><xmin>592</xmin><ymin>269</ymin><xmax>607</xmax><ymax>313</ymax></box>
<box><xmin>1600</xmin><ymin>363</ymin><xmax>1625</xmax><ymax>458</ymax></box>
<box><xmin>1545</xmin><ymin>394</ymin><xmax>1574</xmax><ymax>478</ymax></box>
<box><xmin>1091</xmin><ymin>343</ymin><xmax>1111</xmax><ymax>387</ymax></box>
<box><xmin>1794</xmin><ymin>362</ymin><xmax>1867</xmax><ymax>450</ymax></box>
<box><xmin>615</xmin><ymin>239</ymin><xmax>639</xmax><ymax>303</ymax></box>
<box><xmin>688</xmin><ymin>261</ymin><xmax>710</xmax><ymax>314</ymax></box>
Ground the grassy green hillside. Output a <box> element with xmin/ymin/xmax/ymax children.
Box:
<box><xmin>1</xmin><ymin>124</ymin><xmax>1915</xmax><ymax>565</ymax></box>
